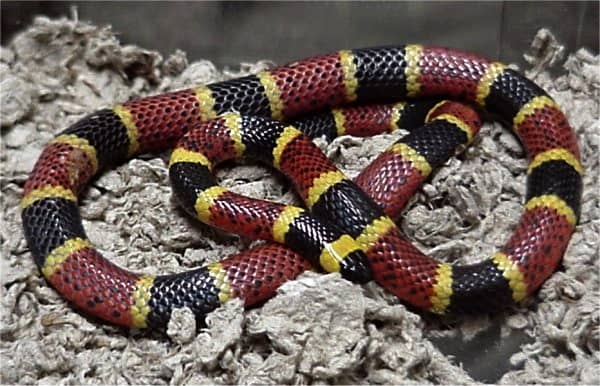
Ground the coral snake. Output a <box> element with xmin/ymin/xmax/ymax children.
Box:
<box><xmin>21</xmin><ymin>45</ymin><xmax>583</xmax><ymax>329</ymax></box>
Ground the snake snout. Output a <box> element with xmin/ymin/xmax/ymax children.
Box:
<box><xmin>340</xmin><ymin>250</ymin><xmax>373</xmax><ymax>284</ymax></box>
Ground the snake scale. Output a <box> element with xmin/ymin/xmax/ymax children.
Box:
<box><xmin>21</xmin><ymin>45</ymin><xmax>582</xmax><ymax>329</ymax></box>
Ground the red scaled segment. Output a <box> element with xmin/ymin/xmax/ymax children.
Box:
<box><xmin>417</xmin><ymin>47</ymin><xmax>489</xmax><ymax>101</ymax></box>
<box><xmin>501</xmin><ymin>206</ymin><xmax>575</xmax><ymax>293</ymax></box>
<box><xmin>355</xmin><ymin>101</ymin><xmax>481</xmax><ymax>218</ymax></box>
<box><xmin>208</xmin><ymin>191</ymin><xmax>286</xmax><ymax>241</ymax></box>
<box><xmin>220</xmin><ymin>243</ymin><xmax>312</xmax><ymax>305</ymax></box>
<box><xmin>24</xmin><ymin>142</ymin><xmax>95</xmax><ymax>196</ymax></box>
<box><xmin>277</xmin><ymin>135</ymin><xmax>338</xmax><ymax>201</ymax></box>
<box><xmin>46</xmin><ymin>248</ymin><xmax>139</xmax><ymax>327</ymax></box>
<box><xmin>124</xmin><ymin>89</ymin><xmax>201</xmax><ymax>154</ymax></box>
<box><xmin>516</xmin><ymin>106</ymin><xmax>580</xmax><ymax>160</ymax></box>
<box><xmin>339</xmin><ymin>104</ymin><xmax>396</xmax><ymax>136</ymax></box>
<box><xmin>367</xmin><ymin>226</ymin><xmax>439</xmax><ymax>310</ymax></box>
<box><xmin>354</xmin><ymin>150</ymin><xmax>426</xmax><ymax>219</ymax></box>
<box><xmin>269</xmin><ymin>53</ymin><xmax>348</xmax><ymax>119</ymax></box>
<box><xmin>178</xmin><ymin>118</ymin><xmax>240</xmax><ymax>164</ymax></box>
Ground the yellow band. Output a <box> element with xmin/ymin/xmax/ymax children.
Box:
<box><xmin>424</xmin><ymin>100</ymin><xmax>447</xmax><ymax>124</ymax></box>
<box><xmin>339</xmin><ymin>50</ymin><xmax>358</xmax><ymax>103</ymax></box>
<box><xmin>389</xmin><ymin>143</ymin><xmax>432</xmax><ymax>177</ymax></box>
<box><xmin>528</xmin><ymin>148</ymin><xmax>583</xmax><ymax>175</ymax></box>
<box><xmin>319</xmin><ymin>234</ymin><xmax>362</xmax><ymax>273</ymax></box>
<box><xmin>221</xmin><ymin>112</ymin><xmax>246</xmax><ymax>158</ymax></box>
<box><xmin>194</xmin><ymin>86</ymin><xmax>217</xmax><ymax>122</ymax></box>
<box><xmin>405</xmin><ymin>45</ymin><xmax>423</xmax><ymax>98</ymax></box>
<box><xmin>432</xmin><ymin>113</ymin><xmax>475</xmax><ymax>143</ymax></box>
<box><xmin>21</xmin><ymin>185</ymin><xmax>76</xmax><ymax>209</ymax></box>
<box><xmin>207</xmin><ymin>262</ymin><xmax>233</xmax><ymax>303</ymax></box>
<box><xmin>194</xmin><ymin>186</ymin><xmax>228</xmax><ymax>224</ymax></box>
<box><xmin>130</xmin><ymin>275</ymin><xmax>155</xmax><ymax>328</ymax></box>
<box><xmin>389</xmin><ymin>102</ymin><xmax>406</xmax><ymax>132</ymax></box>
<box><xmin>524</xmin><ymin>194</ymin><xmax>577</xmax><ymax>226</ymax></box>
<box><xmin>41</xmin><ymin>237</ymin><xmax>92</xmax><ymax>278</ymax></box>
<box><xmin>169</xmin><ymin>147</ymin><xmax>212</xmax><ymax>169</ymax></box>
<box><xmin>113</xmin><ymin>104</ymin><xmax>140</xmax><ymax>156</ymax></box>
<box><xmin>332</xmin><ymin>109</ymin><xmax>347</xmax><ymax>136</ymax></box>
<box><xmin>257</xmin><ymin>70</ymin><xmax>285</xmax><ymax>121</ymax></box>
<box><xmin>513</xmin><ymin>95</ymin><xmax>559</xmax><ymax>129</ymax></box>
<box><xmin>273</xmin><ymin>126</ymin><xmax>302</xmax><ymax>170</ymax></box>
<box><xmin>306</xmin><ymin>171</ymin><xmax>347</xmax><ymax>209</ymax></box>
<box><xmin>429</xmin><ymin>263</ymin><xmax>453</xmax><ymax>314</ymax></box>
<box><xmin>272</xmin><ymin>206</ymin><xmax>305</xmax><ymax>244</ymax></box>
<box><xmin>491</xmin><ymin>253</ymin><xmax>527</xmax><ymax>302</ymax></box>
<box><xmin>355</xmin><ymin>216</ymin><xmax>396</xmax><ymax>252</ymax></box>
<box><xmin>475</xmin><ymin>62</ymin><xmax>506</xmax><ymax>107</ymax></box>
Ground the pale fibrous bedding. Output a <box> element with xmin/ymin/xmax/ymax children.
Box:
<box><xmin>1</xmin><ymin>17</ymin><xmax>598</xmax><ymax>384</ymax></box>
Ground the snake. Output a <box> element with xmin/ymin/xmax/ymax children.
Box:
<box><xmin>21</xmin><ymin>45</ymin><xmax>583</xmax><ymax>329</ymax></box>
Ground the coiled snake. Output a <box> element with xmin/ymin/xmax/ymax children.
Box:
<box><xmin>21</xmin><ymin>45</ymin><xmax>582</xmax><ymax>329</ymax></box>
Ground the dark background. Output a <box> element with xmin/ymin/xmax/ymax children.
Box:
<box><xmin>2</xmin><ymin>1</ymin><xmax>598</xmax><ymax>68</ymax></box>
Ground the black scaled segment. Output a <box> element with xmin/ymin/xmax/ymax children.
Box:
<box><xmin>311</xmin><ymin>179</ymin><xmax>383</xmax><ymax>238</ymax></box>
<box><xmin>353</xmin><ymin>46</ymin><xmax>408</xmax><ymax>103</ymax></box>
<box><xmin>290</xmin><ymin>111</ymin><xmax>338</xmax><ymax>141</ymax></box>
<box><xmin>401</xmin><ymin>119</ymin><xmax>468</xmax><ymax>167</ymax></box>
<box><xmin>146</xmin><ymin>267</ymin><xmax>221</xmax><ymax>328</ymax></box>
<box><xmin>284</xmin><ymin>213</ymin><xmax>338</xmax><ymax>260</ymax></box>
<box><xmin>447</xmin><ymin>260</ymin><xmax>514</xmax><ymax>314</ymax></box>
<box><xmin>21</xmin><ymin>198</ymin><xmax>87</xmax><ymax>267</ymax></box>
<box><xmin>526</xmin><ymin>160</ymin><xmax>583</xmax><ymax>220</ymax></box>
<box><xmin>285</xmin><ymin>213</ymin><xmax>373</xmax><ymax>283</ymax></box>
<box><xmin>208</xmin><ymin>75</ymin><xmax>272</xmax><ymax>117</ymax></box>
<box><xmin>169</xmin><ymin>162</ymin><xmax>217</xmax><ymax>216</ymax></box>
<box><xmin>61</xmin><ymin>109</ymin><xmax>130</xmax><ymax>169</ymax></box>
<box><xmin>240</xmin><ymin>115</ymin><xmax>286</xmax><ymax>163</ymax></box>
<box><xmin>485</xmin><ymin>69</ymin><xmax>546</xmax><ymax>122</ymax></box>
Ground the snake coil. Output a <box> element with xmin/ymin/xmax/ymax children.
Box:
<box><xmin>21</xmin><ymin>45</ymin><xmax>582</xmax><ymax>329</ymax></box>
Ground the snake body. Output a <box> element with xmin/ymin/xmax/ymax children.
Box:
<box><xmin>21</xmin><ymin>45</ymin><xmax>582</xmax><ymax>329</ymax></box>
